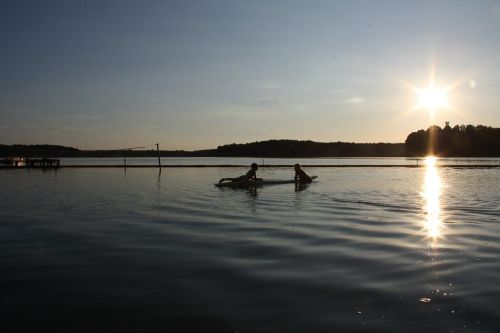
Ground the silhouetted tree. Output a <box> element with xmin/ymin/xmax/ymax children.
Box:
<box><xmin>405</xmin><ymin>124</ymin><xmax>500</xmax><ymax>156</ymax></box>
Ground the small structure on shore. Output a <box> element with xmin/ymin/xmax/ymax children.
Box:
<box><xmin>0</xmin><ymin>157</ymin><xmax>60</xmax><ymax>168</ymax></box>
<box><xmin>26</xmin><ymin>158</ymin><xmax>60</xmax><ymax>168</ymax></box>
<box><xmin>0</xmin><ymin>157</ymin><xmax>26</xmax><ymax>167</ymax></box>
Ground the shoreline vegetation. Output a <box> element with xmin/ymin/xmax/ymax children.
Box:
<box><xmin>1</xmin><ymin>124</ymin><xmax>499</xmax><ymax>158</ymax></box>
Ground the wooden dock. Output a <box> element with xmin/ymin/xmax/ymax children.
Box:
<box><xmin>25</xmin><ymin>158</ymin><xmax>60</xmax><ymax>168</ymax></box>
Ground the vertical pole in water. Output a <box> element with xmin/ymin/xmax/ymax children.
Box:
<box><xmin>124</xmin><ymin>150</ymin><xmax>127</xmax><ymax>169</ymax></box>
<box><xmin>156</xmin><ymin>143</ymin><xmax>161</xmax><ymax>169</ymax></box>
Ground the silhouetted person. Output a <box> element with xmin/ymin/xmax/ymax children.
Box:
<box><xmin>219</xmin><ymin>163</ymin><xmax>261</xmax><ymax>185</ymax></box>
<box><xmin>294</xmin><ymin>163</ymin><xmax>312</xmax><ymax>183</ymax></box>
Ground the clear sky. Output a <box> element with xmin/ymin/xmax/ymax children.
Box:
<box><xmin>1</xmin><ymin>0</ymin><xmax>499</xmax><ymax>150</ymax></box>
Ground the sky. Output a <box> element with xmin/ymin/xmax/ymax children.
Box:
<box><xmin>1</xmin><ymin>0</ymin><xmax>499</xmax><ymax>150</ymax></box>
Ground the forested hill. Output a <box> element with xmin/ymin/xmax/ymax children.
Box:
<box><xmin>0</xmin><ymin>145</ymin><xmax>214</xmax><ymax>158</ymax></box>
<box><xmin>216</xmin><ymin>140</ymin><xmax>405</xmax><ymax>157</ymax></box>
<box><xmin>0</xmin><ymin>141</ymin><xmax>405</xmax><ymax>158</ymax></box>
<box><xmin>0</xmin><ymin>144</ymin><xmax>79</xmax><ymax>157</ymax></box>
<box><xmin>405</xmin><ymin>124</ymin><xmax>500</xmax><ymax>157</ymax></box>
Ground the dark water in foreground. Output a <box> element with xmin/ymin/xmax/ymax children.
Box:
<box><xmin>1</xmin><ymin>165</ymin><xmax>499</xmax><ymax>332</ymax></box>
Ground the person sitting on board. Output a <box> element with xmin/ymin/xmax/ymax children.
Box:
<box><xmin>219</xmin><ymin>163</ymin><xmax>261</xmax><ymax>184</ymax></box>
<box><xmin>294</xmin><ymin>163</ymin><xmax>313</xmax><ymax>183</ymax></box>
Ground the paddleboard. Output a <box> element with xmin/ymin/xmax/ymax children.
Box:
<box><xmin>215</xmin><ymin>176</ymin><xmax>317</xmax><ymax>187</ymax></box>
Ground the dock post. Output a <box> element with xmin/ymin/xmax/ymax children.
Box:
<box><xmin>156</xmin><ymin>143</ymin><xmax>161</xmax><ymax>169</ymax></box>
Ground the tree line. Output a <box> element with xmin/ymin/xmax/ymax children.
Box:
<box><xmin>0</xmin><ymin>141</ymin><xmax>404</xmax><ymax>158</ymax></box>
<box><xmin>0</xmin><ymin>145</ymin><xmax>214</xmax><ymax>158</ymax></box>
<box><xmin>216</xmin><ymin>140</ymin><xmax>405</xmax><ymax>157</ymax></box>
<box><xmin>1</xmin><ymin>124</ymin><xmax>499</xmax><ymax>158</ymax></box>
<box><xmin>405</xmin><ymin>123</ymin><xmax>500</xmax><ymax>157</ymax></box>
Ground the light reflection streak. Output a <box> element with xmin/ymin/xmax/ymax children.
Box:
<box><xmin>422</xmin><ymin>156</ymin><xmax>442</xmax><ymax>244</ymax></box>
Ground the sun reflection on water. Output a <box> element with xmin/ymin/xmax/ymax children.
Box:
<box><xmin>422</xmin><ymin>156</ymin><xmax>442</xmax><ymax>243</ymax></box>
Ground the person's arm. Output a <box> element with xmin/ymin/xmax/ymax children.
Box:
<box><xmin>250</xmin><ymin>171</ymin><xmax>257</xmax><ymax>181</ymax></box>
<box><xmin>298</xmin><ymin>170</ymin><xmax>312</xmax><ymax>183</ymax></box>
<box><xmin>304</xmin><ymin>171</ymin><xmax>312</xmax><ymax>182</ymax></box>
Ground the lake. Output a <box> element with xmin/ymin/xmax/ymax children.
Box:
<box><xmin>1</xmin><ymin>158</ymin><xmax>499</xmax><ymax>332</ymax></box>
<box><xmin>59</xmin><ymin>156</ymin><xmax>500</xmax><ymax>166</ymax></box>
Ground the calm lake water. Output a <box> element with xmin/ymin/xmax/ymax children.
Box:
<box><xmin>1</xmin><ymin>159</ymin><xmax>499</xmax><ymax>332</ymax></box>
<box><xmin>60</xmin><ymin>156</ymin><xmax>500</xmax><ymax>166</ymax></box>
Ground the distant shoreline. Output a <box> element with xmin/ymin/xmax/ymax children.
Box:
<box><xmin>1</xmin><ymin>164</ymin><xmax>499</xmax><ymax>169</ymax></box>
<box><xmin>2</xmin><ymin>124</ymin><xmax>499</xmax><ymax>158</ymax></box>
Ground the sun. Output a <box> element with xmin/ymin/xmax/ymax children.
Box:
<box><xmin>402</xmin><ymin>68</ymin><xmax>459</xmax><ymax>118</ymax></box>
<box><xmin>415</xmin><ymin>80</ymin><xmax>450</xmax><ymax>114</ymax></box>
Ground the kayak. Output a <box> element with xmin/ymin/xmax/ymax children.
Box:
<box><xmin>215</xmin><ymin>176</ymin><xmax>317</xmax><ymax>187</ymax></box>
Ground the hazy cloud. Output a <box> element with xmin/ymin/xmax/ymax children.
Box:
<box><xmin>254</xmin><ymin>81</ymin><xmax>280</xmax><ymax>89</ymax></box>
<box><xmin>346</xmin><ymin>97</ymin><xmax>365</xmax><ymax>104</ymax></box>
<box><xmin>242</xmin><ymin>95</ymin><xmax>286</xmax><ymax>105</ymax></box>
<box><xmin>44</xmin><ymin>113</ymin><xmax>105</xmax><ymax>121</ymax></box>
<box><xmin>76</xmin><ymin>114</ymin><xmax>105</xmax><ymax>121</ymax></box>
<box><xmin>58</xmin><ymin>126</ymin><xmax>81</xmax><ymax>133</ymax></box>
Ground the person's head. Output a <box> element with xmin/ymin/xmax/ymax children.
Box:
<box><xmin>294</xmin><ymin>163</ymin><xmax>301</xmax><ymax>171</ymax></box>
<box><xmin>251</xmin><ymin>163</ymin><xmax>259</xmax><ymax>171</ymax></box>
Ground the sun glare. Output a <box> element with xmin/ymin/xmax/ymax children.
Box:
<box><xmin>424</xmin><ymin>156</ymin><xmax>437</xmax><ymax>167</ymax></box>
<box><xmin>416</xmin><ymin>80</ymin><xmax>450</xmax><ymax>114</ymax></box>
<box><xmin>422</xmin><ymin>156</ymin><xmax>442</xmax><ymax>243</ymax></box>
<box><xmin>403</xmin><ymin>67</ymin><xmax>459</xmax><ymax>119</ymax></box>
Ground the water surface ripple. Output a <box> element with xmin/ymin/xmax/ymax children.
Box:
<box><xmin>1</xmin><ymin>165</ymin><xmax>499</xmax><ymax>332</ymax></box>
